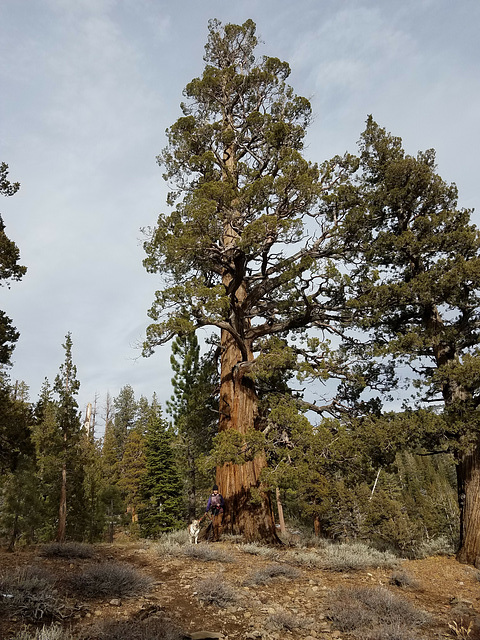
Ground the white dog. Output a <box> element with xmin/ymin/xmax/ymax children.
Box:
<box><xmin>188</xmin><ymin>519</ymin><xmax>201</xmax><ymax>544</ymax></box>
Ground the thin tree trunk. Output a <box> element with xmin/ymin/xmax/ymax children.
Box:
<box><xmin>276</xmin><ymin>487</ymin><xmax>286</xmax><ymax>535</ymax></box>
<box><xmin>188</xmin><ymin>445</ymin><xmax>196</xmax><ymax>521</ymax></box>
<box><xmin>56</xmin><ymin>462</ymin><xmax>67</xmax><ymax>542</ymax></box>
<box><xmin>108</xmin><ymin>498</ymin><xmax>114</xmax><ymax>543</ymax></box>
<box><xmin>313</xmin><ymin>514</ymin><xmax>322</xmax><ymax>537</ymax></box>
<box><xmin>7</xmin><ymin>514</ymin><xmax>19</xmax><ymax>552</ymax></box>
<box><xmin>456</xmin><ymin>440</ymin><xmax>480</xmax><ymax>566</ymax></box>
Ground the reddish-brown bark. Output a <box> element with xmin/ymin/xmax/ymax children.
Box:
<box><xmin>216</xmin><ymin>328</ymin><xmax>279</xmax><ymax>543</ymax></box>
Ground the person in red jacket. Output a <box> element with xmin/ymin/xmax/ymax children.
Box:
<box><xmin>205</xmin><ymin>484</ymin><xmax>224</xmax><ymax>541</ymax></box>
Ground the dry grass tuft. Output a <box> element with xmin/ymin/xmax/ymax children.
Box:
<box><xmin>327</xmin><ymin>585</ymin><xmax>430</xmax><ymax>638</ymax></box>
<box><xmin>244</xmin><ymin>562</ymin><xmax>301</xmax><ymax>585</ymax></box>
<box><xmin>12</xmin><ymin>625</ymin><xmax>73</xmax><ymax>640</ymax></box>
<box><xmin>0</xmin><ymin>567</ymin><xmax>66</xmax><ymax>622</ymax></box>
<box><xmin>267</xmin><ymin>609</ymin><xmax>310</xmax><ymax>631</ymax></box>
<box><xmin>239</xmin><ymin>543</ymin><xmax>280</xmax><ymax>561</ymax></box>
<box><xmin>182</xmin><ymin>544</ymin><xmax>234</xmax><ymax>563</ymax></box>
<box><xmin>67</xmin><ymin>563</ymin><xmax>153</xmax><ymax>598</ymax></box>
<box><xmin>195</xmin><ymin>574</ymin><xmax>238</xmax><ymax>607</ymax></box>
<box><xmin>389</xmin><ymin>569</ymin><xmax>419</xmax><ymax>588</ymax></box>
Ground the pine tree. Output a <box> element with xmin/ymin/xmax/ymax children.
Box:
<box><xmin>53</xmin><ymin>333</ymin><xmax>84</xmax><ymax>541</ymax></box>
<box><xmin>167</xmin><ymin>334</ymin><xmax>218</xmax><ymax>519</ymax></box>
<box><xmin>118</xmin><ymin>414</ymin><xmax>147</xmax><ymax>529</ymax></box>
<box><xmin>112</xmin><ymin>385</ymin><xmax>138</xmax><ymax>461</ymax></box>
<box><xmin>139</xmin><ymin>399</ymin><xmax>183</xmax><ymax>536</ymax></box>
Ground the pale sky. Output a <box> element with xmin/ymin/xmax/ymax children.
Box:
<box><xmin>1</xmin><ymin>0</ymin><xmax>479</xmax><ymax>424</ymax></box>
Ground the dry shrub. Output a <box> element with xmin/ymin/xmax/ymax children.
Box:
<box><xmin>155</xmin><ymin>540</ymin><xmax>183</xmax><ymax>558</ymax></box>
<box><xmin>244</xmin><ymin>563</ymin><xmax>301</xmax><ymax>585</ymax></box>
<box><xmin>389</xmin><ymin>570</ymin><xmax>419</xmax><ymax>588</ymax></box>
<box><xmin>412</xmin><ymin>536</ymin><xmax>455</xmax><ymax>559</ymax></box>
<box><xmin>40</xmin><ymin>542</ymin><xmax>95</xmax><ymax>559</ymax></box>
<box><xmin>79</xmin><ymin>616</ymin><xmax>184</xmax><ymax>640</ymax></box>
<box><xmin>267</xmin><ymin>610</ymin><xmax>305</xmax><ymax>631</ymax></box>
<box><xmin>0</xmin><ymin>567</ymin><xmax>66</xmax><ymax>622</ymax></box>
<box><xmin>195</xmin><ymin>574</ymin><xmax>238</xmax><ymax>607</ymax></box>
<box><xmin>182</xmin><ymin>544</ymin><xmax>234</xmax><ymax>563</ymax></box>
<box><xmin>240</xmin><ymin>543</ymin><xmax>280</xmax><ymax>561</ymax></box>
<box><xmin>12</xmin><ymin>625</ymin><xmax>73</xmax><ymax>640</ymax></box>
<box><xmin>327</xmin><ymin>585</ymin><xmax>430</xmax><ymax>638</ymax></box>
<box><xmin>286</xmin><ymin>549</ymin><xmax>323</xmax><ymax>568</ymax></box>
<box><xmin>68</xmin><ymin>563</ymin><xmax>152</xmax><ymax>598</ymax></box>
<box><xmin>319</xmin><ymin>542</ymin><xmax>398</xmax><ymax>571</ymax></box>
<box><xmin>157</xmin><ymin>529</ymin><xmax>190</xmax><ymax>546</ymax></box>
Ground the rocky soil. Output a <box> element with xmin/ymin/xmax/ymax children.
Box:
<box><xmin>1</xmin><ymin>538</ymin><xmax>480</xmax><ymax>639</ymax></box>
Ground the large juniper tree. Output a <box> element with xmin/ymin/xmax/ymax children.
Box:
<box><xmin>143</xmin><ymin>19</ymin><xmax>357</xmax><ymax>541</ymax></box>
<box><xmin>347</xmin><ymin>117</ymin><xmax>480</xmax><ymax>564</ymax></box>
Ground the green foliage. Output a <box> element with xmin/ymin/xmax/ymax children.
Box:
<box><xmin>142</xmin><ymin>18</ymin><xmax>359</xmax><ymax>389</ymax></box>
<box><xmin>210</xmin><ymin>428</ymin><xmax>266</xmax><ymax>466</ymax></box>
<box><xmin>0</xmin><ymin>456</ymin><xmax>43</xmax><ymax>549</ymax></box>
<box><xmin>347</xmin><ymin>116</ymin><xmax>480</xmax><ymax>420</ymax></box>
<box><xmin>166</xmin><ymin>334</ymin><xmax>218</xmax><ymax>518</ymax></box>
<box><xmin>0</xmin><ymin>378</ymin><xmax>33</xmax><ymax>474</ymax></box>
<box><xmin>0</xmin><ymin>162</ymin><xmax>26</xmax><ymax>288</ymax></box>
<box><xmin>139</xmin><ymin>401</ymin><xmax>183</xmax><ymax>536</ymax></box>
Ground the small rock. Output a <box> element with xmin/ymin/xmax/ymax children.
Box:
<box><xmin>109</xmin><ymin>598</ymin><xmax>122</xmax><ymax>606</ymax></box>
<box><xmin>187</xmin><ymin>633</ymin><xmax>224</xmax><ymax>640</ymax></box>
<box><xmin>94</xmin><ymin>610</ymin><xmax>102</xmax><ymax>617</ymax></box>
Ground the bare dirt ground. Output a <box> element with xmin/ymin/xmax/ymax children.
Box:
<box><xmin>1</xmin><ymin>539</ymin><xmax>480</xmax><ymax>639</ymax></box>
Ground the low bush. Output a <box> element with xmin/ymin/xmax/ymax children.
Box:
<box><xmin>287</xmin><ymin>542</ymin><xmax>397</xmax><ymax>571</ymax></box>
<box><xmin>79</xmin><ymin>616</ymin><xmax>184</xmax><ymax>640</ymax></box>
<box><xmin>68</xmin><ymin>563</ymin><xmax>153</xmax><ymax>598</ymax></box>
<box><xmin>40</xmin><ymin>542</ymin><xmax>95</xmax><ymax>559</ymax></box>
<box><xmin>412</xmin><ymin>536</ymin><xmax>455</xmax><ymax>559</ymax></box>
<box><xmin>13</xmin><ymin>625</ymin><xmax>73</xmax><ymax>640</ymax></box>
<box><xmin>327</xmin><ymin>585</ymin><xmax>430</xmax><ymax>638</ymax></box>
<box><xmin>389</xmin><ymin>570</ymin><xmax>419</xmax><ymax>588</ymax></box>
<box><xmin>155</xmin><ymin>540</ymin><xmax>183</xmax><ymax>558</ymax></box>
<box><xmin>0</xmin><ymin>567</ymin><xmax>66</xmax><ymax>622</ymax></box>
<box><xmin>157</xmin><ymin>529</ymin><xmax>190</xmax><ymax>546</ymax></box>
<box><xmin>286</xmin><ymin>549</ymin><xmax>323</xmax><ymax>568</ymax></box>
<box><xmin>267</xmin><ymin>610</ymin><xmax>304</xmax><ymax>631</ymax></box>
<box><xmin>195</xmin><ymin>574</ymin><xmax>238</xmax><ymax>607</ymax></box>
<box><xmin>244</xmin><ymin>563</ymin><xmax>301</xmax><ymax>585</ymax></box>
<box><xmin>239</xmin><ymin>543</ymin><xmax>280</xmax><ymax>561</ymax></box>
<box><xmin>320</xmin><ymin>542</ymin><xmax>397</xmax><ymax>571</ymax></box>
<box><xmin>183</xmin><ymin>544</ymin><xmax>234</xmax><ymax>563</ymax></box>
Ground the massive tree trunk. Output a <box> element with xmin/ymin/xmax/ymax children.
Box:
<box><xmin>216</xmin><ymin>328</ymin><xmax>279</xmax><ymax>542</ymax></box>
<box><xmin>456</xmin><ymin>440</ymin><xmax>480</xmax><ymax>566</ymax></box>
<box><xmin>428</xmin><ymin>309</ymin><xmax>480</xmax><ymax>565</ymax></box>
